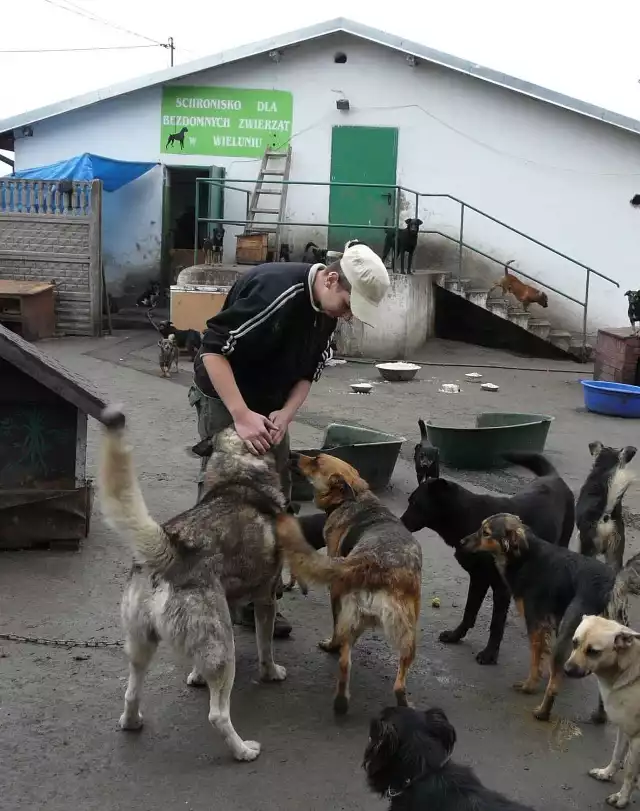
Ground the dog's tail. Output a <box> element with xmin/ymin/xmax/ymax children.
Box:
<box><xmin>418</xmin><ymin>418</ymin><xmax>428</xmax><ymax>440</ymax></box>
<box><xmin>275</xmin><ymin>514</ymin><xmax>403</xmax><ymax>592</ymax></box>
<box><xmin>504</xmin><ymin>259</ymin><xmax>516</xmax><ymax>275</ymax></box>
<box><xmin>304</xmin><ymin>241</ymin><xmax>319</xmax><ymax>252</ymax></box>
<box><xmin>99</xmin><ymin>406</ymin><xmax>175</xmax><ymax>574</ymax></box>
<box><xmin>501</xmin><ymin>451</ymin><xmax>559</xmax><ymax>478</ymax></box>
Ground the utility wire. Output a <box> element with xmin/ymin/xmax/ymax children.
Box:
<box><xmin>40</xmin><ymin>0</ymin><xmax>166</xmax><ymax>48</ymax></box>
<box><xmin>0</xmin><ymin>44</ymin><xmax>162</xmax><ymax>53</ymax></box>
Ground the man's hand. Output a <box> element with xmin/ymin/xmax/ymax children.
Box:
<box><xmin>234</xmin><ymin>409</ymin><xmax>276</xmax><ymax>455</ymax></box>
<box><xmin>268</xmin><ymin>409</ymin><xmax>293</xmax><ymax>446</ymax></box>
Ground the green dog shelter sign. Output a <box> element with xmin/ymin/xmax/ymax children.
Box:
<box><xmin>161</xmin><ymin>86</ymin><xmax>294</xmax><ymax>158</ymax></box>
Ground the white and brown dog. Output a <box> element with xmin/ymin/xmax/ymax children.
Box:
<box><xmin>565</xmin><ymin>615</ymin><xmax>640</xmax><ymax>808</ymax></box>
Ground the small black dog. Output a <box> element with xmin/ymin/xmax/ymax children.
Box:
<box><xmin>401</xmin><ymin>453</ymin><xmax>574</xmax><ymax>665</ymax></box>
<box><xmin>381</xmin><ymin>218</ymin><xmax>423</xmax><ymax>275</ymax></box>
<box><xmin>625</xmin><ymin>290</ymin><xmax>640</xmax><ymax>332</ymax></box>
<box><xmin>576</xmin><ymin>440</ymin><xmax>636</xmax><ymax>572</ymax></box>
<box><xmin>414</xmin><ymin>419</ymin><xmax>440</xmax><ymax>485</ymax></box>
<box><xmin>279</xmin><ymin>243</ymin><xmax>291</xmax><ymax>262</ymax></box>
<box><xmin>364</xmin><ymin>706</ymin><xmax>537</xmax><ymax>811</ymax></box>
<box><xmin>136</xmin><ymin>281</ymin><xmax>160</xmax><ymax>309</ymax></box>
<box><xmin>302</xmin><ymin>241</ymin><xmax>328</xmax><ymax>264</ymax></box>
<box><xmin>157</xmin><ymin>320</ymin><xmax>202</xmax><ymax>360</ymax></box>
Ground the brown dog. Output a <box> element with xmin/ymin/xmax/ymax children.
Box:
<box><xmin>276</xmin><ymin>452</ymin><xmax>422</xmax><ymax>715</ymax></box>
<box><xmin>493</xmin><ymin>259</ymin><xmax>548</xmax><ymax>311</ymax></box>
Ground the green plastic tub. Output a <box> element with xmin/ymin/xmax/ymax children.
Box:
<box><xmin>291</xmin><ymin>423</ymin><xmax>406</xmax><ymax>500</ymax></box>
<box><xmin>425</xmin><ymin>412</ymin><xmax>554</xmax><ymax>470</ymax></box>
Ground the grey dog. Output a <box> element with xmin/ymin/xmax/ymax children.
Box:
<box><xmin>98</xmin><ymin>406</ymin><xmax>288</xmax><ymax>762</ymax></box>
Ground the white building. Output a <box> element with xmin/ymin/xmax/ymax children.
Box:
<box><xmin>1</xmin><ymin>17</ymin><xmax>638</xmax><ymax>340</ymax></box>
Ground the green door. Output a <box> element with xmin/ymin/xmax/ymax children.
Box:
<box><xmin>328</xmin><ymin>126</ymin><xmax>398</xmax><ymax>252</ymax></box>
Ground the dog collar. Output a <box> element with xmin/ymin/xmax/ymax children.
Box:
<box><xmin>384</xmin><ymin>753</ymin><xmax>452</xmax><ymax>799</ymax></box>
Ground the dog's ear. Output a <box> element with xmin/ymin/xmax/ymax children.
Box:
<box><xmin>327</xmin><ymin>473</ymin><xmax>357</xmax><ymax>502</ymax></box>
<box><xmin>589</xmin><ymin>441</ymin><xmax>603</xmax><ymax>458</ymax></box>
<box><xmin>422</xmin><ymin>708</ymin><xmax>456</xmax><ymax>762</ymax></box>
<box><xmin>416</xmin><ymin>219</ymin><xmax>424</xmax><ymax>227</ymax></box>
<box><xmin>614</xmin><ymin>630</ymin><xmax>640</xmax><ymax>651</ymax></box>
<box><xmin>190</xmin><ymin>438</ymin><xmax>214</xmax><ymax>458</ymax></box>
<box><xmin>621</xmin><ymin>446</ymin><xmax>637</xmax><ymax>464</ymax></box>
<box><xmin>364</xmin><ymin>717</ymin><xmax>399</xmax><ymax>776</ymax></box>
<box><xmin>157</xmin><ymin>339</ymin><xmax>164</xmax><ymax>347</ymax></box>
<box><xmin>503</xmin><ymin>516</ymin><xmax>528</xmax><ymax>555</ymax></box>
<box><xmin>405</xmin><ymin>218</ymin><xmax>412</xmax><ymax>226</ymax></box>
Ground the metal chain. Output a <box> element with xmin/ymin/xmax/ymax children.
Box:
<box><xmin>0</xmin><ymin>632</ymin><xmax>123</xmax><ymax>649</ymax></box>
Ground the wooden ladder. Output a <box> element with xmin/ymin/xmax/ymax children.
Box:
<box><xmin>246</xmin><ymin>146</ymin><xmax>292</xmax><ymax>258</ymax></box>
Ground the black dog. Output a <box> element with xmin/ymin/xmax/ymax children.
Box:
<box><xmin>382</xmin><ymin>218</ymin><xmax>423</xmax><ymax>275</ymax></box>
<box><xmin>157</xmin><ymin>320</ymin><xmax>202</xmax><ymax>360</ymax></box>
<box><xmin>414</xmin><ymin>419</ymin><xmax>440</xmax><ymax>485</ymax></box>
<box><xmin>364</xmin><ymin>706</ymin><xmax>537</xmax><ymax>811</ymax></box>
<box><xmin>166</xmin><ymin>127</ymin><xmax>188</xmax><ymax>150</ymax></box>
<box><xmin>279</xmin><ymin>243</ymin><xmax>291</xmax><ymax>262</ymax></box>
<box><xmin>136</xmin><ymin>281</ymin><xmax>160</xmax><ymax>308</ymax></box>
<box><xmin>577</xmin><ymin>441</ymin><xmax>636</xmax><ymax>573</ymax></box>
<box><xmin>461</xmin><ymin>514</ymin><xmax>640</xmax><ymax>722</ymax></box>
<box><xmin>625</xmin><ymin>290</ymin><xmax>640</xmax><ymax>332</ymax></box>
<box><xmin>302</xmin><ymin>241</ymin><xmax>327</xmax><ymax>264</ymax></box>
<box><xmin>401</xmin><ymin>453</ymin><xmax>575</xmax><ymax>665</ymax></box>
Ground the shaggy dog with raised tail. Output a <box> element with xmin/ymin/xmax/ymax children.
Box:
<box><xmin>277</xmin><ymin>452</ymin><xmax>422</xmax><ymax>715</ymax></box>
<box><xmin>98</xmin><ymin>405</ymin><xmax>291</xmax><ymax>763</ymax></box>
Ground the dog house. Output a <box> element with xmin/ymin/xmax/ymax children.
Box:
<box><xmin>0</xmin><ymin>324</ymin><xmax>106</xmax><ymax>548</ymax></box>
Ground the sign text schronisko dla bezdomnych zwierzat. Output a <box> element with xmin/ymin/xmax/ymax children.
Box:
<box><xmin>161</xmin><ymin>86</ymin><xmax>294</xmax><ymax>158</ymax></box>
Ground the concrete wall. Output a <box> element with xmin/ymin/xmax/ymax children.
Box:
<box><xmin>335</xmin><ymin>272</ymin><xmax>436</xmax><ymax>360</ymax></box>
<box><xmin>12</xmin><ymin>32</ymin><xmax>640</xmax><ymax>327</ymax></box>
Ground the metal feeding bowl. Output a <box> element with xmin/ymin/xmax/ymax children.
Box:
<box><xmin>376</xmin><ymin>362</ymin><xmax>421</xmax><ymax>382</ymax></box>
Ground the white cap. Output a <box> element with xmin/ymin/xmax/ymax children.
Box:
<box><xmin>340</xmin><ymin>242</ymin><xmax>390</xmax><ymax>327</ymax></box>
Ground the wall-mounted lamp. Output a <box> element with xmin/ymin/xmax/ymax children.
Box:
<box><xmin>406</xmin><ymin>54</ymin><xmax>418</xmax><ymax>67</ymax></box>
<box><xmin>22</xmin><ymin>126</ymin><xmax>33</xmax><ymax>137</ymax></box>
<box><xmin>336</xmin><ymin>98</ymin><xmax>350</xmax><ymax>111</ymax></box>
<box><xmin>268</xmin><ymin>50</ymin><xmax>282</xmax><ymax>63</ymax></box>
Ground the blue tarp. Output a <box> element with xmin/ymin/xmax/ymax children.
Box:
<box><xmin>12</xmin><ymin>152</ymin><xmax>157</xmax><ymax>192</ymax></box>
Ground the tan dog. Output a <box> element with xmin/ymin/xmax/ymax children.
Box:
<box><xmin>493</xmin><ymin>259</ymin><xmax>549</xmax><ymax>311</ymax></box>
<box><xmin>565</xmin><ymin>615</ymin><xmax>640</xmax><ymax>809</ymax></box>
<box><xmin>277</xmin><ymin>452</ymin><xmax>422</xmax><ymax>715</ymax></box>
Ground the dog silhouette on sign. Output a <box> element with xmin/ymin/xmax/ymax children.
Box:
<box><xmin>166</xmin><ymin>127</ymin><xmax>188</xmax><ymax>150</ymax></box>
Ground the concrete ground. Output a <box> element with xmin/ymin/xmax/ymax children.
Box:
<box><xmin>1</xmin><ymin>332</ymin><xmax>639</xmax><ymax>811</ymax></box>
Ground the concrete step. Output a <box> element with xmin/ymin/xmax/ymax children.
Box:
<box><xmin>528</xmin><ymin>319</ymin><xmax>552</xmax><ymax>340</ymax></box>
<box><xmin>466</xmin><ymin>289</ymin><xmax>489</xmax><ymax>308</ymax></box>
<box><xmin>507</xmin><ymin>308</ymin><xmax>531</xmax><ymax>329</ymax></box>
<box><xmin>569</xmin><ymin>337</ymin><xmax>594</xmax><ymax>362</ymax></box>
<box><xmin>549</xmin><ymin>329</ymin><xmax>572</xmax><ymax>352</ymax></box>
<box><xmin>444</xmin><ymin>278</ymin><xmax>467</xmax><ymax>296</ymax></box>
<box><xmin>486</xmin><ymin>299</ymin><xmax>509</xmax><ymax>319</ymax></box>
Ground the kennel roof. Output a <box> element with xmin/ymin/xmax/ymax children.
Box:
<box><xmin>0</xmin><ymin>323</ymin><xmax>106</xmax><ymax>420</ymax></box>
<box><xmin>1</xmin><ymin>17</ymin><xmax>640</xmax><ymax>145</ymax></box>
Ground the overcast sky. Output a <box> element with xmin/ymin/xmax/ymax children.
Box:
<box><xmin>1</xmin><ymin>0</ymin><xmax>639</xmax><ymax>148</ymax></box>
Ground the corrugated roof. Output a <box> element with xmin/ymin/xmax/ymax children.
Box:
<box><xmin>2</xmin><ymin>17</ymin><xmax>640</xmax><ymax>139</ymax></box>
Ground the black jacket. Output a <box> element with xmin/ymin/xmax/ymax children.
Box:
<box><xmin>193</xmin><ymin>262</ymin><xmax>336</xmax><ymax>415</ymax></box>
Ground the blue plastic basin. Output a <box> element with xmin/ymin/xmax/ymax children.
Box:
<box><xmin>580</xmin><ymin>380</ymin><xmax>640</xmax><ymax>418</ymax></box>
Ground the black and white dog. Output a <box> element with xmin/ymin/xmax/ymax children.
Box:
<box><xmin>577</xmin><ymin>441</ymin><xmax>636</xmax><ymax>572</ymax></box>
<box><xmin>381</xmin><ymin>218</ymin><xmax>423</xmax><ymax>275</ymax></box>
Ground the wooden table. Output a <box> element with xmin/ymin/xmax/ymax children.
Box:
<box><xmin>0</xmin><ymin>280</ymin><xmax>56</xmax><ymax>342</ymax></box>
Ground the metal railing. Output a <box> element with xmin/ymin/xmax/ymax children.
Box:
<box><xmin>194</xmin><ymin>178</ymin><xmax>620</xmax><ymax>355</ymax></box>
